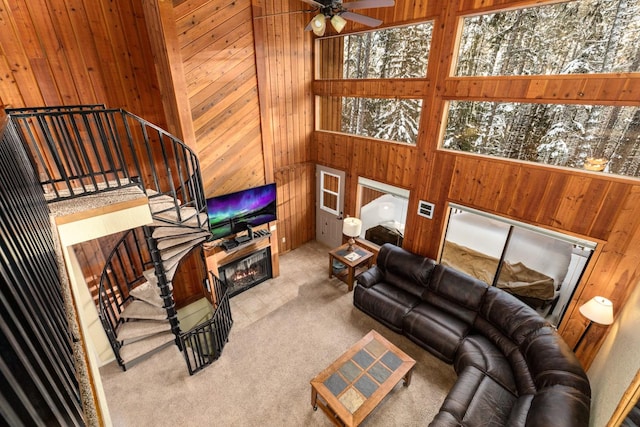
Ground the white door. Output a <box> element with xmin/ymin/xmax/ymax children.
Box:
<box><xmin>316</xmin><ymin>165</ymin><xmax>345</xmax><ymax>248</ymax></box>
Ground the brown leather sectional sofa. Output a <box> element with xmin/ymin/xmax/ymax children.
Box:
<box><xmin>354</xmin><ymin>243</ymin><xmax>590</xmax><ymax>426</ymax></box>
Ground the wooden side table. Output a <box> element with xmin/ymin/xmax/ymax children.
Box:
<box><xmin>328</xmin><ymin>243</ymin><xmax>374</xmax><ymax>291</ymax></box>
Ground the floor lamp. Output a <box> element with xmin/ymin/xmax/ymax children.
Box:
<box><xmin>573</xmin><ymin>296</ymin><xmax>614</xmax><ymax>352</ymax></box>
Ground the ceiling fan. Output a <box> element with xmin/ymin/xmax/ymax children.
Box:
<box><xmin>300</xmin><ymin>0</ymin><xmax>395</xmax><ymax>36</ymax></box>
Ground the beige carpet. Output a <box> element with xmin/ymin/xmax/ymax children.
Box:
<box><xmin>100</xmin><ymin>243</ymin><xmax>456</xmax><ymax>426</ymax></box>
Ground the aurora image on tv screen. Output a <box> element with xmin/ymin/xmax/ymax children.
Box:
<box><xmin>206</xmin><ymin>183</ymin><xmax>277</xmax><ymax>241</ymax></box>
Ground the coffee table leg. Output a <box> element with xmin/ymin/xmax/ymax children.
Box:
<box><xmin>403</xmin><ymin>367</ymin><xmax>414</xmax><ymax>387</ymax></box>
<box><xmin>311</xmin><ymin>386</ymin><xmax>318</xmax><ymax>410</ymax></box>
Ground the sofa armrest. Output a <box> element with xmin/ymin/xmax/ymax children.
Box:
<box><xmin>355</xmin><ymin>266</ymin><xmax>384</xmax><ymax>288</ymax></box>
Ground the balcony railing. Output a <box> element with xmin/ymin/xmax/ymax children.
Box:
<box><xmin>7</xmin><ymin>105</ymin><xmax>207</xmax><ymax>228</ymax></box>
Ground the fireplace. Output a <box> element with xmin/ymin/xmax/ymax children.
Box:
<box><xmin>218</xmin><ymin>247</ymin><xmax>272</xmax><ymax>297</ymax></box>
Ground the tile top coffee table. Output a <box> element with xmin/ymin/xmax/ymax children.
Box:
<box><xmin>310</xmin><ymin>330</ymin><xmax>416</xmax><ymax>427</ymax></box>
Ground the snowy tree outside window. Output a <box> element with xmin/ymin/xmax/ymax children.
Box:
<box><xmin>319</xmin><ymin>97</ymin><xmax>422</xmax><ymax>144</ymax></box>
<box><xmin>317</xmin><ymin>22</ymin><xmax>433</xmax><ymax>79</ymax></box>
<box><xmin>445</xmin><ymin>0</ymin><xmax>640</xmax><ymax>177</ymax></box>
<box><xmin>316</xmin><ymin>23</ymin><xmax>432</xmax><ymax>144</ymax></box>
<box><xmin>456</xmin><ymin>0</ymin><xmax>640</xmax><ymax>76</ymax></box>
<box><xmin>444</xmin><ymin>101</ymin><xmax>640</xmax><ymax>177</ymax></box>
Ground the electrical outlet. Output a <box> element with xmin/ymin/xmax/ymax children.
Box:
<box><xmin>282</xmin><ymin>237</ymin><xmax>286</xmax><ymax>243</ymax></box>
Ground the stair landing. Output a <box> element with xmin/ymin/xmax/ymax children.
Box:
<box><xmin>50</xmin><ymin>186</ymin><xmax>153</xmax><ymax>247</ymax></box>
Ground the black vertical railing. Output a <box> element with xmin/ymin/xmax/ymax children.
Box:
<box><xmin>1</xmin><ymin>116</ymin><xmax>85</xmax><ymax>426</ymax></box>
<box><xmin>97</xmin><ymin>228</ymin><xmax>154</xmax><ymax>367</ymax></box>
<box><xmin>180</xmin><ymin>273</ymin><xmax>233</xmax><ymax>375</ymax></box>
<box><xmin>6</xmin><ymin>106</ymin><xmax>207</xmax><ymax>229</ymax></box>
<box><xmin>6</xmin><ymin>105</ymin><xmax>233</xmax><ymax>376</ymax></box>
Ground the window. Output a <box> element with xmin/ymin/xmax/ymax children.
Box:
<box><xmin>319</xmin><ymin>96</ymin><xmax>423</xmax><ymax>145</ymax></box>
<box><xmin>356</xmin><ymin>178</ymin><xmax>409</xmax><ymax>248</ymax></box>
<box><xmin>456</xmin><ymin>0</ymin><xmax>640</xmax><ymax>76</ymax></box>
<box><xmin>441</xmin><ymin>204</ymin><xmax>595</xmax><ymax>326</ymax></box>
<box><xmin>443</xmin><ymin>101</ymin><xmax>640</xmax><ymax>177</ymax></box>
<box><xmin>317</xmin><ymin>22</ymin><xmax>433</xmax><ymax>79</ymax></box>
<box><xmin>319</xmin><ymin>170</ymin><xmax>341</xmax><ymax>215</ymax></box>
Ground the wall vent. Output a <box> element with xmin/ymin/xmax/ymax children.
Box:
<box><xmin>417</xmin><ymin>200</ymin><xmax>434</xmax><ymax>219</ymax></box>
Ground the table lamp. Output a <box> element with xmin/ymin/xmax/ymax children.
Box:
<box><xmin>343</xmin><ymin>217</ymin><xmax>362</xmax><ymax>252</ymax></box>
<box><xmin>573</xmin><ymin>296</ymin><xmax>614</xmax><ymax>351</ymax></box>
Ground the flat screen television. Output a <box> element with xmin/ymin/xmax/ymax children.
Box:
<box><xmin>206</xmin><ymin>183</ymin><xmax>277</xmax><ymax>241</ymax></box>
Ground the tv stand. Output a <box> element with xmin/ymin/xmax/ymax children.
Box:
<box><xmin>204</xmin><ymin>223</ymin><xmax>280</xmax><ymax>285</ymax></box>
<box><xmin>220</xmin><ymin>228</ymin><xmax>272</xmax><ymax>253</ymax></box>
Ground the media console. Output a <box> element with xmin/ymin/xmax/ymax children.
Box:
<box><xmin>220</xmin><ymin>228</ymin><xmax>272</xmax><ymax>252</ymax></box>
<box><xmin>203</xmin><ymin>223</ymin><xmax>280</xmax><ymax>291</ymax></box>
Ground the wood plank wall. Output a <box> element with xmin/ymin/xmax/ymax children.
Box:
<box><xmin>251</xmin><ymin>0</ymin><xmax>316</xmax><ymax>252</ymax></box>
<box><xmin>173</xmin><ymin>0</ymin><xmax>268</xmax><ymax>197</ymax></box>
<box><xmin>0</xmin><ymin>0</ymin><xmax>166</xmax><ymax>127</ymax></box>
<box><xmin>312</xmin><ymin>0</ymin><xmax>640</xmax><ymax>369</ymax></box>
<box><xmin>158</xmin><ymin>0</ymin><xmax>316</xmax><ymax>253</ymax></box>
<box><xmin>0</xmin><ymin>0</ymin><xmax>171</xmax><ymax>324</ymax></box>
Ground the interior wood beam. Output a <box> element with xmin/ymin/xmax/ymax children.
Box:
<box><xmin>313</xmin><ymin>79</ymin><xmax>431</xmax><ymax>98</ymax></box>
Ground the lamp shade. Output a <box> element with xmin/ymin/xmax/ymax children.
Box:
<box><xmin>343</xmin><ymin>217</ymin><xmax>362</xmax><ymax>238</ymax></box>
<box><xmin>311</xmin><ymin>13</ymin><xmax>326</xmax><ymax>36</ymax></box>
<box><xmin>579</xmin><ymin>296</ymin><xmax>614</xmax><ymax>325</ymax></box>
<box><xmin>331</xmin><ymin>14</ymin><xmax>347</xmax><ymax>33</ymax></box>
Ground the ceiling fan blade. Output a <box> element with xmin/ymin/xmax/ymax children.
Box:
<box><xmin>341</xmin><ymin>11</ymin><xmax>383</xmax><ymax>27</ymax></box>
<box><xmin>299</xmin><ymin>0</ymin><xmax>325</xmax><ymax>8</ymax></box>
<box><xmin>342</xmin><ymin>0</ymin><xmax>395</xmax><ymax>10</ymax></box>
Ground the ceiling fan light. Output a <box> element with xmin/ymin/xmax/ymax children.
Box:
<box><xmin>331</xmin><ymin>15</ymin><xmax>347</xmax><ymax>33</ymax></box>
<box><xmin>311</xmin><ymin>13</ymin><xmax>326</xmax><ymax>36</ymax></box>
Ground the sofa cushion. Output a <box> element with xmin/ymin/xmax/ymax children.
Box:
<box><xmin>473</xmin><ymin>316</ymin><xmax>536</xmax><ymax>395</ymax></box>
<box><xmin>376</xmin><ymin>243</ymin><xmax>436</xmax><ymax>298</ymax></box>
<box><xmin>505</xmin><ymin>395</ymin><xmax>533</xmax><ymax>427</ymax></box>
<box><xmin>435</xmin><ymin>366</ymin><xmax>517</xmax><ymax>427</ymax></box>
<box><xmin>454</xmin><ymin>334</ymin><xmax>517</xmax><ymax>395</ymax></box>
<box><xmin>427</xmin><ymin>265</ymin><xmax>489</xmax><ymax>315</ymax></box>
<box><xmin>479</xmin><ymin>287</ymin><xmax>549</xmax><ymax>345</ymax></box>
<box><xmin>353</xmin><ymin>282</ymin><xmax>420</xmax><ymax>332</ymax></box>
<box><xmin>522</xmin><ymin>327</ymin><xmax>591</xmax><ymax>397</ymax></box>
<box><xmin>525</xmin><ymin>385</ymin><xmax>591</xmax><ymax>427</ymax></box>
<box><xmin>403</xmin><ymin>302</ymin><xmax>470</xmax><ymax>363</ymax></box>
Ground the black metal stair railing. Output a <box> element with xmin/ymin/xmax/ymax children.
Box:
<box><xmin>7</xmin><ymin>105</ymin><xmax>237</xmax><ymax>374</ymax></box>
<box><xmin>97</xmin><ymin>227</ymin><xmax>153</xmax><ymax>367</ymax></box>
<box><xmin>7</xmin><ymin>105</ymin><xmax>207</xmax><ymax>228</ymax></box>
<box><xmin>180</xmin><ymin>272</ymin><xmax>233</xmax><ymax>375</ymax></box>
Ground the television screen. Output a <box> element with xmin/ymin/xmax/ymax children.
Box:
<box><xmin>206</xmin><ymin>183</ymin><xmax>277</xmax><ymax>241</ymax></box>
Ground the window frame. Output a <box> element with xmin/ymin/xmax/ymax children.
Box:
<box><xmin>437</xmin><ymin>0</ymin><xmax>640</xmax><ymax>179</ymax></box>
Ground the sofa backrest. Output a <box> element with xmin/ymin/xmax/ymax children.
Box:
<box><xmin>376</xmin><ymin>243</ymin><xmax>436</xmax><ymax>298</ymax></box>
<box><xmin>423</xmin><ymin>264</ymin><xmax>489</xmax><ymax>326</ymax></box>
<box><xmin>479</xmin><ymin>286</ymin><xmax>549</xmax><ymax>345</ymax></box>
<box><xmin>522</xmin><ymin>326</ymin><xmax>591</xmax><ymax>397</ymax></box>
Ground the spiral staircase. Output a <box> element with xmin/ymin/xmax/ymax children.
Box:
<box><xmin>7</xmin><ymin>105</ymin><xmax>233</xmax><ymax>375</ymax></box>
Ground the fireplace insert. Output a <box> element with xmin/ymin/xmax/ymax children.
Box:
<box><xmin>218</xmin><ymin>247</ymin><xmax>272</xmax><ymax>297</ymax></box>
